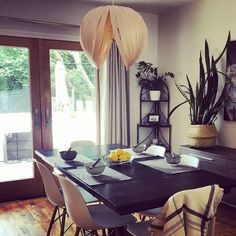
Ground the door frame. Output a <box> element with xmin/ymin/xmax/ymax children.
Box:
<box><xmin>0</xmin><ymin>36</ymin><xmax>44</xmax><ymax>202</ymax></box>
<box><xmin>0</xmin><ymin>37</ymin><xmax>90</xmax><ymax>202</ymax></box>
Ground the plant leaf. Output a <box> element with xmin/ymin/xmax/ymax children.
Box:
<box><xmin>205</xmin><ymin>39</ymin><xmax>211</xmax><ymax>80</ymax></box>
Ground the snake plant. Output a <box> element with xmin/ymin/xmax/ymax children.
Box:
<box><xmin>169</xmin><ymin>32</ymin><xmax>231</xmax><ymax>125</ymax></box>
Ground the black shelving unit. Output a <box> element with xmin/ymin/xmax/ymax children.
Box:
<box><xmin>137</xmin><ymin>81</ymin><xmax>172</xmax><ymax>152</ymax></box>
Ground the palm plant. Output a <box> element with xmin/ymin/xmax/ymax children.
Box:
<box><xmin>169</xmin><ymin>33</ymin><xmax>231</xmax><ymax>125</ymax></box>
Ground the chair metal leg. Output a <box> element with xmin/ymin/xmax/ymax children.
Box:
<box><xmin>60</xmin><ymin>208</ymin><xmax>67</xmax><ymax>236</ymax></box>
<box><xmin>47</xmin><ymin>206</ymin><xmax>58</xmax><ymax>236</ymax></box>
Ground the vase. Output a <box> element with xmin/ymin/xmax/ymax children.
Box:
<box><xmin>149</xmin><ymin>90</ymin><xmax>161</xmax><ymax>101</ymax></box>
<box><xmin>187</xmin><ymin>124</ymin><xmax>217</xmax><ymax>148</ymax></box>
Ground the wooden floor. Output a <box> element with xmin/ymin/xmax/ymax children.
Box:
<box><xmin>0</xmin><ymin>197</ymin><xmax>236</xmax><ymax>236</ymax></box>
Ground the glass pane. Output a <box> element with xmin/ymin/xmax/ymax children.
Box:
<box><xmin>0</xmin><ymin>46</ymin><xmax>34</xmax><ymax>182</ymax></box>
<box><xmin>50</xmin><ymin>50</ymin><xmax>96</xmax><ymax>149</ymax></box>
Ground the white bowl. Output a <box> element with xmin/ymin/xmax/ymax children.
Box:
<box><xmin>85</xmin><ymin>161</ymin><xmax>106</xmax><ymax>175</ymax></box>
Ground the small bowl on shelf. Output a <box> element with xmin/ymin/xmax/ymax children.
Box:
<box><xmin>59</xmin><ymin>150</ymin><xmax>77</xmax><ymax>162</ymax></box>
<box><xmin>130</xmin><ymin>144</ymin><xmax>146</xmax><ymax>154</ymax></box>
<box><xmin>165</xmin><ymin>153</ymin><xmax>181</xmax><ymax>165</ymax></box>
<box><xmin>85</xmin><ymin>160</ymin><xmax>106</xmax><ymax>176</ymax></box>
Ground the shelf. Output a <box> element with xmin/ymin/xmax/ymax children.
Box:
<box><xmin>138</xmin><ymin>124</ymin><xmax>171</xmax><ymax>128</ymax></box>
<box><xmin>141</xmin><ymin>99</ymin><xmax>168</xmax><ymax>102</ymax></box>
<box><xmin>138</xmin><ymin>84</ymin><xmax>171</xmax><ymax>151</ymax></box>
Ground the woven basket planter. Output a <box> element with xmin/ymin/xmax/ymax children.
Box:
<box><xmin>187</xmin><ymin>124</ymin><xmax>217</xmax><ymax>148</ymax></box>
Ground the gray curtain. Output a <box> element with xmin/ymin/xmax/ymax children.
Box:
<box><xmin>100</xmin><ymin>43</ymin><xmax>130</xmax><ymax>146</ymax></box>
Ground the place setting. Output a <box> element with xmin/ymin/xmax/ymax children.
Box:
<box><xmin>64</xmin><ymin>156</ymin><xmax>132</xmax><ymax>186</ymax></box>
<box><xmin>138</xmin><ymin>153</ymin><xmax>201</xmax><ymax>174</ymax></box>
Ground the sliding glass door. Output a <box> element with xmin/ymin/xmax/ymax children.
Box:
<box><xmin>0</xmin><ymin>36</ymin><xmax>44</xmax><ymax>202</ymax></box>
<box><xmin>0</xmin><ymin>37</ymin><xmax>96</xmax><ymax>202</ymax></box>
<box><xmin>39</xmin><ymin>40</ymin><xmax>96</xmax><ymax>150</ymax></box>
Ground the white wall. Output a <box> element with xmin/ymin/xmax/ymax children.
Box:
<box><xmin>158</xmin><ymin>0</ymin><xmax>236</xmax><ymax>152</ymax></box>
<box><xmin>0</xmin><ymin>0</ymin><xmax>93</xmax><ymax>41</ymax></box>
<box><xmin>0</xmin><ymin>0</ymin><xmax>158</xmax><ymax>145</ymax></box>
<box><xmin>129</xmin><ymin>12</ymin><xmax>158</xmax><ymax>145</ymax></box>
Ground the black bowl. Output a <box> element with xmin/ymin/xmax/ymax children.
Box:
<box><xmin>165</xmin><ymin>153</ymin><xmax>181</xmax><ymax>165</ymax></box>
<box><xmin>59</xmin><ymin>150</ymin><xmax>77</xmax><ymax>162</ymax></box>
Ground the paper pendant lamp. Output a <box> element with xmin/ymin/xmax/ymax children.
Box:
<box><xmin>80</xmin><ymin>5</ymin><xmax>148</xmax><ymax>69</ymax></box>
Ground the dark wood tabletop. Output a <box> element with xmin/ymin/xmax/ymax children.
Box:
<box><xmin>35</xmin><ymin>145</ymin><xmax>236</xmax><ymax>215</ymax></box>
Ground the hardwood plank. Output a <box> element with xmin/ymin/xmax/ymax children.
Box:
<box><xmin>0</xmin><ymin>198</ymin><xmax>75</xmax><ymax>236</ymax></box>
<box><xmin>0</xmin><ymin>198</ymin><xmax>235</xmax><ymax>235</ymax></box>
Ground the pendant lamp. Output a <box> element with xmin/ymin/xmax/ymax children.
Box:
<box><xmin>80</xmin><ymin>5</ymin><xmax>148</xmax><ymax>69</ymax></box>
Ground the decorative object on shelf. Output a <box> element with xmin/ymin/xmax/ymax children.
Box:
<box><xmin>80</xmin><ymin>5</ymin><xmax>148</xmax><ymax>69</ymax></box>
<box><xmin>149</xmin><ymin>90</ymin><xmax>161</xmax><ymax>101</ymax></box>
<box><xmin>148</xmin><ymin>114</ymin><xmax>159</xmax><ymax>123</ymax></box>
<box><xmin>152</xmin><ymin>138</ymin><xmax>159</xmax><ymax>145</ymax></box>
<box><xmin>224</xmin><ymin>41</ymin><xmax>236</xmax><ymax>121</ymax></box>
<box><xmin>136</xmin><ymin>61</ymin><xmax>174</xmax><ymax>99</ymax></box>
<box><xmin>169</xmin><ymin>32</ymin><xmax>231</xmax><ymax>148</ymax></box>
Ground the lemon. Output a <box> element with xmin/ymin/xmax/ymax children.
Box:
<box><xmin>108</xmin><ymin>154</ymin><xmax>119</xmax><ymax>161</ymax></box>
<box><xmin>119</xmin><ymin>153</ymin><xmax>131</xmax><ymax>161</ymax></box>
<box><xmin>116</xmin><ymin>149</ymin><xmax>124</xmax><ymax>156</ymax></box>
<box><xmin>125</xmin><ymin>152</ymin><xmax>131</xmax><ymax>158</ymax></box>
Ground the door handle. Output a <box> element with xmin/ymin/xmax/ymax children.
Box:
<box><xmin>34</xmin><ymin>108</ymin><xmax>41</xmax><ymax>128</ymax></box>
<box><xmin>45</xmin><ymin>108</ymin><xmax>50</xmax><ymax>128</ymax></box>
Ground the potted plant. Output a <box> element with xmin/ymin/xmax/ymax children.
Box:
<box><xmin>169</xmin><ymin>33</ymin><xmax>231</xmax><ymax>148</ymax></box>
<box><xmin>136</xmin><ymin>61</ymin><xmax>174</xmax><ymax>101</ymax></box>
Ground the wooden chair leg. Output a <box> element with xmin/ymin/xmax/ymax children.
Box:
<box><xmin>141</xmin><ymin>215</ymin><xmax>146</xmax><ymax>221</ymax></box>
<box><xmin>47</xmin><ymin>206</ymin><xmax>58</xmax><ymax>236</ymax></box>
<box><xmin>60</xmin><ymin>208</ymin><xmax>67</xmax><ymax>236</ymax></box>
<box><xmin>114</xmin><ymin>226</ymin><xmax>132</xmax><ymax>236</ymax></box>
<box><xmin>74</xmin><ymin>226</ymin><xmax>81</xmax><ymax>236</ymax></box>
<box><xmin>92</xmin><ymin>230</ymin><xmax>99</xmax><ymax>236</ymax></box>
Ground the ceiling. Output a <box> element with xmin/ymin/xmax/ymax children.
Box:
<box><xmin>75</xmin><ymin>0</ymin><xmax>197</xmax><ymax>14</ymax></box>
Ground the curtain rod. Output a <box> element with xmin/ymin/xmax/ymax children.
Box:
<box><xmin>0</xmin><ymin>15</ymin><xmax>80</xmax><ymax>28</ymax></box>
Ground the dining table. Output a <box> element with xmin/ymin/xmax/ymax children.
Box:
<box><xmin>35</xmin><ymin>144</ymin><xmax>236</xmax><ymax>216</ymax></box>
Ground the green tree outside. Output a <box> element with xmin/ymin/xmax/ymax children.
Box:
<box><xmin>0</xmin><ymin>46</ymin><xmax>95</xmax><ymax>103</ymax></box>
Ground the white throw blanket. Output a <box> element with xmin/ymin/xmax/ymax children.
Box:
<box><xmin>148</xmin><ymin>185</ymin><xmax>223</xmax><ymax>236</ymax></box>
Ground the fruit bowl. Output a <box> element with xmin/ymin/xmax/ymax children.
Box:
<box><xmin>105</xmin><ymin>149</ymin><xmax>133</xmax><ymax>165</ymax></box>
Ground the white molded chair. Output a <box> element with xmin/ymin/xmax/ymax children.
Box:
<box><xmin>145</xmin><ymin>145</ymin><xmax>166</xmax><ymax>157</ymax></box>
<box><xmin>128</xmin><ymin>185</ymin><xmax>223</xmax><ymax>236</ymax></box>
<box><xmin>138</xmin><ymin>152</ymin><xmax>199</xmax><ymax>220</ymax></box>
<box><xmin>179</xmin><ymin>154</ymin><xmax>200</xmax><ymax>168</ymax></box>
<box><xmin>34</xmin><ymin>160</ymin><xmax>66</xmax><ymax>236</ymax></box>
<box><xmin>57</xmin><ymin>175</ymin><xmax>136</xmax><ymax>236</ymax></box>
<box><xmin>70</xmin><ymin>140</ymin><xmax>95</xmax><ymax>153</ymax></box>
<box><xmin>35</xmin><ymin>159</ymin><xmax>98</xmax><ymax>236</ymax></box>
